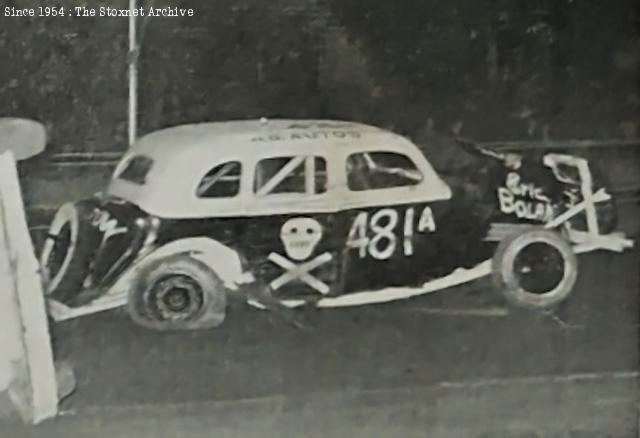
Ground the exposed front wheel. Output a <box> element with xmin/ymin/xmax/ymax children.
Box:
<box><xmin>40</xmin><ymin>201</ymin><xmax>100</xmax><ymax>304</ymax></box>
<box><xmin>492</xmin><ymin>228</ymin><xmax>578</xmax><ymax>309</ymax></box>
<box><xmin>127</xmin><ymin>255</ymin><xmax>227</xmax><ymax>330</ymax></box>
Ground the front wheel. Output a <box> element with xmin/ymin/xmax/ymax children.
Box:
<box><xmin>39</xmin><ymin>201</ymin><xmax>100</xmax><ymax>304</ymax></box>
<box><xmin>127</xmin><ymin>254</ymin><xmax>227</xmax><ymax>330</ymax></box>
<box><xmin>492</xmin><ymin>228</ymin><xmax>578</xmax><ymax>309</ymax></box>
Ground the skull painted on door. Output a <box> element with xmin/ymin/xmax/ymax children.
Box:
<box><xmin>280</xmin><ymin>217</ymin><xmax>323</xmax><ymax>261</ymax></box>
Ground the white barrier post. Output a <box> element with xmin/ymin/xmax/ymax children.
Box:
<box><xmin>128</xmin><ymin>0</ymin><xmax>138</xmax><ymax>146</ymax></box>
<box><xmin>0</xmin><ymin>151</ymin><xmax>58</xmax><ymax>423</ymax></box>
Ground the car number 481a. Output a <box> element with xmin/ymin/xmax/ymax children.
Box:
<box><xmin>346</xmin><ymin>206</ymin><xmax>436</xmax><ymax>260</ymax></box>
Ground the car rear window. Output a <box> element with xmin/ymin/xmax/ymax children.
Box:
<box><xmin>117</xmin><ymin>156</ymin><xmax>153</xmax><ymax>185</ymax></box>
<box><xmin>346</xmin><ymin>152</ymin><xmax>423</xmax><ymax>191</ymax></box>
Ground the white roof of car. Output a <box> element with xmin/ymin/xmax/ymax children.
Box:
<box><xmin>107</xmin><ymin>119</ymin><xmax>451</xmax><ymax>218</ymax></box>
<box><xmin>129</xmin><ymin>119</ymin><xmax>390</xmax><ymax>159</ymax></box>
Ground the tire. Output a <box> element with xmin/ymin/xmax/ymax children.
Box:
<box><xmin>40</xmin><ymin>201</ymin><xmax>100</xmax><ymax>304</ymax></box>
<box><xmin>127</xmin><ymin>254</ymin><xmax>227</xmax><ymax>330</ymax></box>
<box><xmin>492</xmin><ymin>228</ymin><xmax>578</xmax><ymax>309</ymax></box>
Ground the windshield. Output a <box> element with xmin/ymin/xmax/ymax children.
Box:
<box><xmin>116</xmin><ymin>156</ymin><xmax>153</xmax><ymax>185</ymax></box>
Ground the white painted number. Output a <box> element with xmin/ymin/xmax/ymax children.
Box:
<box><xmin>347</xmin><ymin>212</ymin><xmax>369</xmax><ymax>258</ymax></box>
<box><xmin>369</xmin><ymin>209</ymin><xmax>398</xmax><ymax>260</ymax></box>
<box><xmin>347</xmin><ymin>206</ymin><xmax>436</xmax><ymax>260</ymax></box>
<box><xmin>403</xmin><ymin>206</ymin><xmax>415</xmax><ymax>256</ymax></box>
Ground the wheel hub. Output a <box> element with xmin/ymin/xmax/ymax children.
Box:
<box><xmin>146</xmin><ymin>275</ymin><xmax>204</xmax><ymax>321</ymax></box>
<box><xmin>513</xmin><ymin>242</ymin><xmax>565</xmax><ymax>295</ymax></box>
<box><xmin>163</xmin><ymin>288</ymin><xmax>190</xmax><ymax>312</ymax></box>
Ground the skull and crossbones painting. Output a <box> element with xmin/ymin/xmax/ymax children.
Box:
<box><xmin>268</xmin><ymin>217</ymin><xmax>333</xmax><ymax>294</ymax></box>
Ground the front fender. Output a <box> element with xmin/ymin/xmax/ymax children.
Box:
<box><xmin>105</xmin><ymin>237</ymin><xmax>253</xmax><ymax>300</ymax></box>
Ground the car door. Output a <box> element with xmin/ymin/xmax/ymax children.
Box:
<box><xmin>336</xmin><ymin>150</ymin><xmax>456</xmax><ymax>292</ymax></box>
<box><xmin>241</xmin><ymin>153</ymin><xmax>342</xmax><ymax>301</ymax></box>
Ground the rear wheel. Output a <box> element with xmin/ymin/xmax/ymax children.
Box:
<box><xmin>492</xmin><ymin>228</ymin><xmax>578</xmax><ymax>309</ymax></box>
<box><xmin>127</xmin><ymin>255</ymin><xmax>227</xmax><ymax>330</ymax></box>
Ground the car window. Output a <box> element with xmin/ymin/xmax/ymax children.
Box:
<box><xmin>117</xmin><ymin>156</ymin><xmax>153</xmax><ymax>185</ymax></box>
<box><xmin>254</xmin><ymin>156</ymin><xmax>327</xmax><ymax>195</ymax></box>
<box><xmin>346</xmin><ymin>152</ymin><xmax>423</xmax><ymax>191</ymax></box>
<box><xmin>196</xmin><ymin>161</ymin><xmax>242</xmax><ymax>198</ymax></box>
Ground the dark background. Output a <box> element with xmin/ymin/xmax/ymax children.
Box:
<box><xmin>1</xmin><ymin>0</ymin><xmax>638</xmax><ymax>154</ymax></box>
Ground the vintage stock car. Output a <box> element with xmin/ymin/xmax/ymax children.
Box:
<box><xmin>41</xmin><ymin>120</ymin><xmax>633</xmax><ymax>329</ymax></box>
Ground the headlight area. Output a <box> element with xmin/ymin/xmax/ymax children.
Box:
<box><xmin>97</xmin><ymin>215</ymin><xmax>161</xmax><ymax>288</ymax></box>
<box><xmin>135</xmin><ymin>215</ymin><xmax>161</xmax><ymax>249</ymax></box>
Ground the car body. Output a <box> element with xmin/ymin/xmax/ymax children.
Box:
<box><xmin>41</xmin><ymin>119</ymin><xmax>633</xmax><ymax>328</ymax></box>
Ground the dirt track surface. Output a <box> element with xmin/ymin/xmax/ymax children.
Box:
<box><xmin>3</xmin><ymin>247</ymin><xmax>639</xmax><ymax>437</ymax></box>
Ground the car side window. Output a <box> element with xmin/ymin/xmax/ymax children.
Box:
<box><xmin>346</xmin><ymin>152</ymin><xmax>423</xmax><ymax>191</ymax></box>
<box><xmin>254</xmin><ymin>156</ymin><xmax>327</xmax><ymax>195</ymax></box>
<box><xmin>196</xmin><ymin>161</ymin><xmax>242</xmax><ymax>198</ymax></box>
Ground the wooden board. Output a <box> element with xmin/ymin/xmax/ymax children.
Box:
<box><xmin>0</xmin><ymin>151</ymin><xmax>58</xmax><ymax>423</ymax></box>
